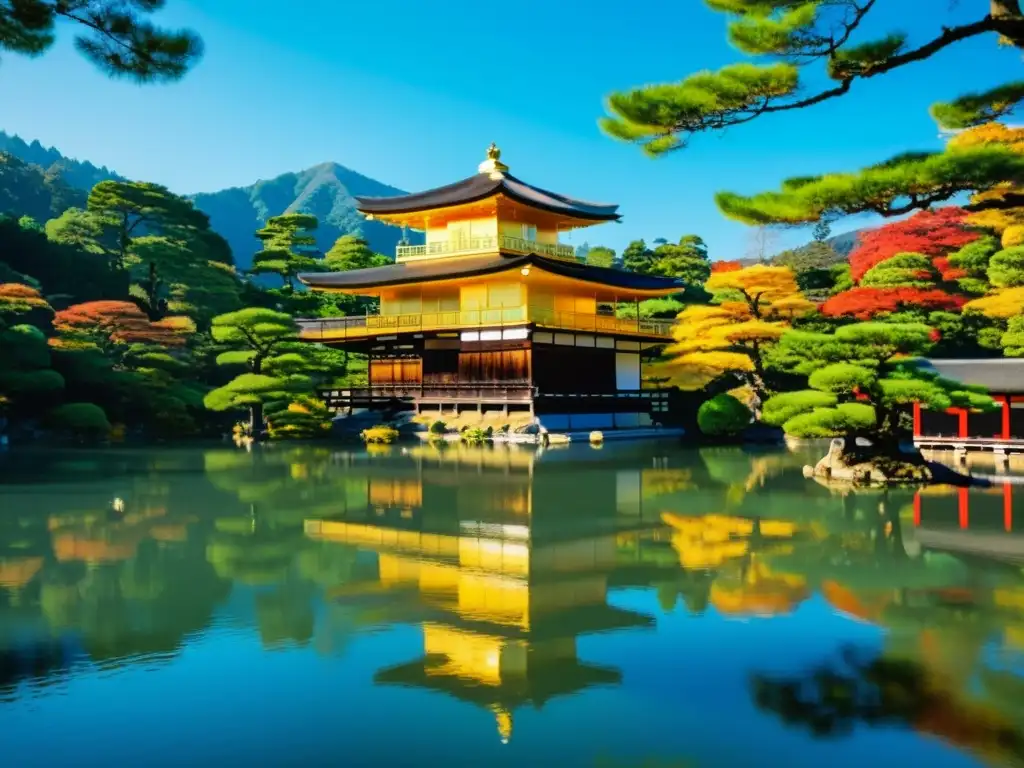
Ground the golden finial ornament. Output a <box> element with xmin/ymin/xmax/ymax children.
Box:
<box><xmin>478</xmin><ymin>142</ymin><xmax>509</xmax><ymax>178</ymax></box>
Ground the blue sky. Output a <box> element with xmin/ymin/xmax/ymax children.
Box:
<box><xmin>1</xmin><ymin>0</ymin><xmax>1018</xmax><ymax>259</ymax></box>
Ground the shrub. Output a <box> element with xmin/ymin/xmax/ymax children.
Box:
<box><xmin>461</xmin><ymin>427</ymin><xmax>490</xmax><ymax>444</ymax></box>
<box><xmin>696</xmin><ymin>394</ymin><xmax>751</xmax><ymax>437</ymax></box>
<box><xmin>361</xmin><ymin>425</ymin><xmax>399</xmax><ymax>444</ymax></box>
<box><xmin>48</xmin><ymin>402</ymin><xmax>111</xmax><ymax>441</ymax></box>
<box><xmin>429</xmin><ymin>420</ymin><xmax>447</xmax><ymax>435</ymax></box>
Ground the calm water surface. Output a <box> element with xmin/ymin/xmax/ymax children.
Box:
<box><xmin>1</xmin><ymin>441</ymin><xmax>1024</xmax><ymax>767</ymax></box>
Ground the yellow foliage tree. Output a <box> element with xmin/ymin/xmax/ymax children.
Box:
<box><xmin>949</xmin><ymin>123</ymin><xmax>1024</xmax><ymax>245</ymax></box>
<box><xmin>665</xmin><ymin>265</ymin><xmax>813</xmax><ymax>404</ymax></box>
<box><xmin>964</xmin><ymin>287</ymin><xmax>1024</xmax><ymax>319</ymax></box>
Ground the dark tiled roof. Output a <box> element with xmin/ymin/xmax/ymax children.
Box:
<box><xmin>298</xmin><ymin>252</ymin><xmax>684</xmax><ymax>293</ymax></box>
<box><xmin>922</xmin><ymin>359</ymin><xmax>1024</xmax><ymax>394</ymax></box>
<box><xmin>355</xmin><ymin>173</ymin><xmax>620</xmax><ymax>222</ymax></box>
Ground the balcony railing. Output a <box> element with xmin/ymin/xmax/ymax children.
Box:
<box><xmin>396</xmin><ymin>235</ymin><xmax>576</xmax><ymax>262</ymax></box>
<box><xmin>297</xmin><ymin>307</ymin><xmax>674</xmax><ymax>341</ymax></box>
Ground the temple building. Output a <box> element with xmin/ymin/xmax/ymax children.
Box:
<box><xmin>297</xmin><ymin>144</ymin><xmax>683</xmax><ymax>430</ymax></box>
<box><xmin>914</xmin><ymin>359</ymin><xmax>1024</xmax><ymax>444</ymax></box>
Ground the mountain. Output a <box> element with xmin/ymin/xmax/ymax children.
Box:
<box><xmin>190</xmin><ymin>163</ymin><xmax>419</xmax><ymax>270</ymax></box>
<box><xmin>0</xmin><ymin>152</ymin><xmax>87</xmax><ymax>223</ymax></box>
<box><xmin>0</xmin><ymin>132</ymin><xmax>123</xmax><ymax>192</ymax></box>
<box><xmin>0</xmin><ymin>133</ymin><xmax>416</xmax><ymax>269</ymax></box>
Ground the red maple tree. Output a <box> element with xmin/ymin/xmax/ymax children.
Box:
<box><xmin>820</xmin><ymin>287</ymin><xmax>966</xmax><ymax>320</ymax></box>
<box><xmin>848</xmin><ymin>208</ymin><xmax>979</xmax><ymax>282</ymax></box>
<box><xmin>712</xmin><ymin>260</ymin><xmax>744</xmax><ymax>273</ymax></box>
<box><xmin>54</xmin><ymin>301</ymin><xmax>191</xmax><ymax>347</ymax></box>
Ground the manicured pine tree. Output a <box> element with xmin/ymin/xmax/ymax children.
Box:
<box><xmin>204</xmin><ymin>308</ymin><xmax>323</xmax><ymax>439</ymax></box>
<box><xmin>762</xmin><ymin>322</ymin><xmax>994</xmax><ymax>444</ymax></box>
<box><xmin>251</xmin><ymin>214</ymin><xmax>322</xmax><ymax>289</ymax></box>
<box><xmin>323</xmin><ymin>234</ymin><xmax>389</xmax><ymax>271</ymax></box>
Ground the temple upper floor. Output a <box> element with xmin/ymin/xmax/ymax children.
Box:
<box><xmin>355</xmin><ymin>144</ymin><xmax>619</xmax><ymax>263</ymax></box>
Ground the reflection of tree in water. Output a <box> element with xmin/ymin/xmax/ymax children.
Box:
<box><xmin>202</xmin><ymin>448</ymin><xmax>371</xmax><ymax>652</ymax></box>
<box><xmin>751</xmin><ymin>645</ymin><xmax>1024</xmax><ymax>766</ymax></box>
<box><xmin>40</xmin><ymin>537</ymin><xmax>231</xmax><ymax>663</ymax></box>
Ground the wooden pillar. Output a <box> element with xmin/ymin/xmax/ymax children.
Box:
<box><xmin>912</xmin><ymin>491</ymin><xmax>921</xmax><ymax>527</ymax></box>
<box><xmin>957</xmin><ymin>408</ymin><xmax>968</xmax><ymax>439</ymax></box>
<box><xmin>1000</xmin><ymin>395</ymin><xmax>1011</xmax><ymax>440</ymax></box>
<box><xmin>958</xmin><ymin>486</ymin><xmax>970</xmax><ymax>529</ymax></box>
<box><xmin>912</xmin><ymin>402</ymin><xmax>922</xmax><ymax>437</ymax></box>
<box><xmin>1005</xmin><ymin>483</ymin><xmax>1014</xmax><ymax>532</ymax></box>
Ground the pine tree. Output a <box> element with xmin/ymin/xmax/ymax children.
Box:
<box><xmin>763</xmin><ymin>323</ymin><xmax>994</xmax><ymax>442</ymax></box>
<box><xmin>600</xmin><ymin>3</ymin><xmax>1024</xmax><ymax>224</ymax></box>
<box><xmin>251</xmin><ymin>214</ymin><xmax>322</xmax><ymax>289</ymax></box>
<box><xmin>1</xmin><ymin>1</ymin><xmax>203</xmax><ymax>83</ymax></box>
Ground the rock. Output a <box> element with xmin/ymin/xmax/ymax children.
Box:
<box><xmin>803</xmin><ymin>437</ymin><xmax>930</xmax><ymax>486</ymax></box>
<box><xmin>589</xmin><ymin>431</ymin><xmax>604</xmax><ymax>444</ymax></box>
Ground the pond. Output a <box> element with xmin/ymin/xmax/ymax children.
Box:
<box><xmin>0</xmin><ymin>441</ymin><xmax>1023</xmax><ymax>767</ymax></box>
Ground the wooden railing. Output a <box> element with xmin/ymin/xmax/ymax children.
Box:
<box><xmin>297</xmin><ymin>307</ymin><xmax>674</xmax><ymax>341</ymax></box>
<box><xmin>396</xmin><ymin>235</ymin><xmax>576</xmax><ymax>262</ymax></box>
<box><xmin>319</xmin><ymin>385</ymin><xmax>672</xmax><ymax>409</ymax></box>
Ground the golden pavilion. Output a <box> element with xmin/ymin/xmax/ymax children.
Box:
<box><xmin>296</xmin><ymin>144</ymin><xmax>683</xmax><ymax>430</ymax></box>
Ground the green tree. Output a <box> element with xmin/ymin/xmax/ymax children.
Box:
<box><xmin>649</xmin><ymin>235</ymin><xmax>711</xmax><ymax>285</ymax></box>
<box><xmin>0</xmin><ymin>286</ymin><xmax>63</xmax><ymax>425</ymax></box>
<box><xmin>323</xmin><ymin>234</ymin><xmax>389</xmax><ymax>271</ymax></box>
<box><xmin>129</xmin><ymin>235</ymin><xmax>242</xmax><ymax>324</ymax></box>
<box><xmin>1</xmin><ymin>1</ymin><xmax>203</xmax><ymax>82</ymax></box>
<box><xmin>600</xmin><ymin>3</ymin><xmax>1024</xmax><ymax>223</ymax></box>
<box><xmin>763</xmin><ymin>322</ymin><xmax>994</xmax><ymax>443</ymax></box>
<box><xmin>949</xmin><ymin>235</ymin><xmax>1001</xmax><ymax>295</ymax></box>
<box><xmin>45</xmin><ymin>207</ymin><xmax>115</xmax><ymax>260</ymax></box>
<box><xmin>86</xmin><ymin>180</ymin><xmax>211</xmax><ymax>269</ymax></box>
<box><xmin>860</xmin><ymin>253</ymin><xmax>941</xmax><ymax>289</ymax></box>
<box><xmin>203</xmin><ymin>309</ymin><xmax>315</xmax><ymax>438</ymax></box>
<box><xmin>601</xmin><ymin>4</ymin><xmax>1024</xmax><ymax>155</ymax></box>
<box><xmin>251</xmin><ymin>214</ymin><xmax>321</xmax><ymax>289</ymax></box>
<box><xmin>989</xmin><ymin>246</ymin><xmax>1024</xmax><ymax>288</ymax></box>
<box><xmin>622</xmin><ymin>239</ymin><xmax>654</xmax><ymax>273</ymax></box>
<box><xmin>585</xmin><ymin>245</ymin><xmax>616</xmax><ymax>268</ymax></box>
<box><xmin>1003</xmin><ymin>316</ymin><xmax>1024</xmax><ymax>356</ymax></box>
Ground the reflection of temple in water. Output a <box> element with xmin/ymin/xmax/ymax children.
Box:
<box><xmin>912</xmin><ymin>483</ymin><xmax>1022</xmax><ymax>564</ymax></box>
<box><xmin>304</xmin><ymin>444</ymin><xmax>672</xmax><ymax>742</ymax></box>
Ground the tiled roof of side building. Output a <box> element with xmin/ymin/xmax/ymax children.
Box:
<box><xmin>922</xmin><ymin>358</ymin><xmax>1024</xmax><ymax>394</ymax></box>
<box><xmin>355</xmin><ymin>173</ymin><xmax>620</xmax><ymax>222</ymax></box>
<box><xmin>298</xmin><ymin>252</ymin><xmax>684</xmax><ymax>292</ymax></box>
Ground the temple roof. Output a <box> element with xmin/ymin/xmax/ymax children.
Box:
<box><xmin>355</xmin><ymin>173</ymin><xmax>620</xmax><ymax>222</ymax></box>
<box><xmin>298</xmin><ymin>252</ymin><xmax>684</xmax><ymax>293</ymax></box>
<box><xmin>921</xmin><ymin>359</ymin><xmax>1024</xmax><ymax>394</ymax></box>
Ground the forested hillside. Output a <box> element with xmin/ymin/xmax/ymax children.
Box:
<box><xmin>190</xmin><ymin>162</ymin><xmax>418</xmax><ymax>269</ymax></box>
<box><xmin>0</xmin><ymin>133</ymin><xmax>415</xmax><ymax>268</ymax></box>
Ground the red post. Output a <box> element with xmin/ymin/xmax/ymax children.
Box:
<box><xmin>958</xmin><ymin>487</ymin><xmax>970</xmax><ymax>529</ymax></box>
<box><xmin>958</xmin><ymin>409</ymin><xmax>968</xmax><ymax>439</ymax></box>
<box><xmin>1001</xmin><ymin>396</ymin><xmax>1011</xmax><ymax>440</ymax></box>
<box><xmin>912</xmin><ymin>402</ymin><xmax>922</xmax><ymax>437</ymax></box>
<box><xmin>913</xmin><ymin>492</ymin><xmax>921</xmax><ymax>527</ymax></box>
<box><xmin>1005</xmin><ymin>484</ymin><xmax>1014</xmax><ymax>532</ymax></box>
